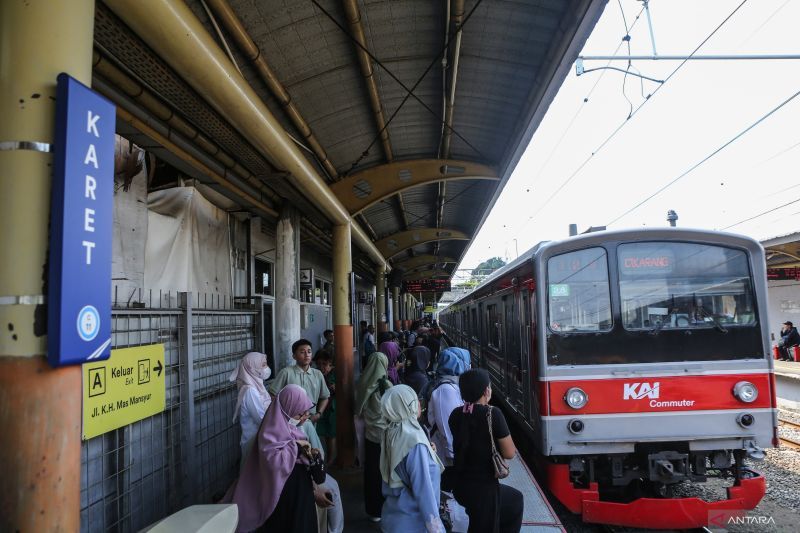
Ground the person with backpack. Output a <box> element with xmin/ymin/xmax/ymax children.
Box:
<box><xmin>425</xmin><ymin>347</ymin><xmax>471</xmax><ymax>490</ymax></box>
<box><xmin>355</xmin><ymin>351</ymin><xmax>393</xmax><ymax>522</ymax></box>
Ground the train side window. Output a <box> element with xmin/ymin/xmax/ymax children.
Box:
<box><xmin>487</xmin><ymin>303</ymin><xmax>501</xmax><ymax>349</ymax></box>
<box><xmin>470</xmin><ymin>307</ymin><xmax>478</xmax><ymax>339</ymax></box>
<box><xmin>547</xmin><ymin>247</ymin><xmax>612</xmax><ymax>333</ymax></box>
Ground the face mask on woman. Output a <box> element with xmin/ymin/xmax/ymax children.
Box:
<box><xmin>261</xmin><ymin>366</ymin><xmax>272</xmax><ymax>380</ymax></box>
<box><xmin>288</xmin><ymin>417</ymin><xmax>302</xmax><ymax>427</ymax></box>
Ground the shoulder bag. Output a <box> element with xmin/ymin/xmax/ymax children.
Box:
<box><xmin>487</xmin><ymin>407</ymin><xmax>510</xmax><ymax>479</ymax></box>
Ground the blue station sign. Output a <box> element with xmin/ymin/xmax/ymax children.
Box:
<box><xmin>48</xmin><ymin>74</ymin><xmax>115</xmax><ymax>366</ymax></box>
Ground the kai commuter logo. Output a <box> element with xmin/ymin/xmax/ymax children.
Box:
<box><xmin>623</xmin><ymin>382</ymin><xmax>660</xmax><ymax>400</ymax></box>
<box><xmin>623</xmin><ymin>381</ymin><xmax>696</xmax><ymax>408</ymax></box>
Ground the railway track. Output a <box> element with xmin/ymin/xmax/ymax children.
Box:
<box><xmin>600</xmin><ymin>527</ymin><xmax>712</xmax><ymax>533</ymax></box>
<box><xmin>778</xmin><ymin>416</ymin><xmax>800</xmax><ymax>450</ymax></box>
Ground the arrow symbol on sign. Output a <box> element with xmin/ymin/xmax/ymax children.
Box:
<box><xmin>154</xmin><ymin>360</ymin><xmax>163</xmax><ymax>377</ymax></box>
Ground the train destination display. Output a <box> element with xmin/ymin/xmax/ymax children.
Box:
<box><xmin>403</xmin><ymin>279</ymin><xmax>451</xmax><ymax>292</ymax></box>
<box><xmin>768</xmin><ymin>267</ymin><xmax>800</xmax><ymax>281</ymax></box>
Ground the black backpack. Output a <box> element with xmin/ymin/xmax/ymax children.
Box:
<box><xmin>420</xmin><ymin>377</ymin><xmax>459</xmax><ymax>436</ymax></box>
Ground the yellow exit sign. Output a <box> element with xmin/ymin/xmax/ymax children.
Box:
<box><xmin>82</xmin><ymin>344</ymin><xmax>166</xmax><ymax>440</ymax></box>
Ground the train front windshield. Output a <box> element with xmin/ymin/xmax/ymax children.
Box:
<box><xmin>546</xmin><ymin>241</ymin><xmax>764</xmax><ymax>365</ymax></box>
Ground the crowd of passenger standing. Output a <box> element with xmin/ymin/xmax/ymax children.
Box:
<box><xmin>221</xmin><ymin>317</ymin><xmax>523</xmax><ymax>532</ymax></box>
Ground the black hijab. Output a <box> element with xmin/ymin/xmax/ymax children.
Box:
<box><xmin>407</xmin><ymin>346</ymin><xmax>431</xmax><ymax>373</ymax></box>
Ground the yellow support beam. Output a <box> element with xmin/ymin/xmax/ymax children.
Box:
<box><xmin>331</xmin><ymin>159</ymin><xmax>498</xmax><ymax>214</ymax></box>
<box><xmin>375</xmin><ymin>228</ymin><xmax>469</xmax><ymax>259</ymax></box>
<box><xmin>394</xmin><ymin>254</ymin><xmax>457</xmax><ymax>271</ymax></box>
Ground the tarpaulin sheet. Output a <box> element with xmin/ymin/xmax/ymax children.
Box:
<box><xmin>144</xmin><ymin>187</ymin><xmax>231</xmax><ymax>296</ymax></box>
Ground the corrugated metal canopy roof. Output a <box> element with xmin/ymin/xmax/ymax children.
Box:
<box><xmin>95</xmin><ymin>0</ymin><xmax>606</xmax><ymax>282</ymax></box>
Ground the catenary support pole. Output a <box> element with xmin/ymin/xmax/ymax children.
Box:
<box><xmin>332</xmin><ymin>224</ymin><xmax>355</xmax><ymax>466</ymax></box>
<box><xmin>0</xmin><ymin>1</ymin><xmax>94</xmax><ymax>530</ymax></box>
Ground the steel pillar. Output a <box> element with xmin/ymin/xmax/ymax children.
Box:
<box><xmin>376</xmin><ymin>264</ymin><xmax>386</xmax><ymax>332</ymax></box>
<box><xmin>0</xmin><ymin>1</ymin><xmax>94</xmax><ymax>530</ymax></box>
<box><xmin>392</xmin><ymin>286</ymin><xmax>401</xmax><ymax>331</ymax></box>
<box><xmin>332</xmin><ymin>224</ymin><xmax>355</xmax><ymax>466</ymax></box>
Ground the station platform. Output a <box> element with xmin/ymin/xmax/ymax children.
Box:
<box><xmin>330</xmin><ymin>452</ymin><xmax>563</xmax><ymax>532</ymax></box>
<box><xmin>501</xmin><ymin>454</ymin><xmax>564</xmax><ymax>532</ymax></box>
<box><xmin>775</xmin><ymin>360</ymin><xmax>800</xmax><ymax>409</ymax></box>
<box><xmin>775</xmin><ymin>359</ymin><xmax>800</xmax><ymax>377</ymax></box>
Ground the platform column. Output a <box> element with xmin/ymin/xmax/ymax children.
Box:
<box><xmin>392</xmin><ymin>286</ymin><xmax>401</xmax><ymax>331</ymax></box>
<box><xmin>0</xmin><ymin>1</ymin><xmax>94</xmax><ymax>530</ymax></box>
<box><xmin>376</xmin><ymin>264</ymin><xmax>386</xmax><ymax>332</ymax></box>
<box><xmin>332</xmin><ymin>224</ymin><xmax>355</xmax><ymax>466</ymax></box>
<box><xmin>275</xmin><ymin>206</ymin><xmax>301</xmax><ymax>370</ymax></box>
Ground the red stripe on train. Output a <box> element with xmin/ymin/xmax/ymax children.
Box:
<box><xmin>547</xmin><ymin>373</ymin><xmax>772</xmax><ymax>415</ymax></box>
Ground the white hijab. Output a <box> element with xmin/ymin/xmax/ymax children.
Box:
<box><xmin>229</xmin><ymin>351</ymin><xmax>271</xmax><ymax>422</ymax></box>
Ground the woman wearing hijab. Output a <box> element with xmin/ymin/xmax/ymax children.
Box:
<box><xmin>404</xmin><ymin>345</ymin><xmax>432</xmax><ymax>397</ymax></box>
<box><xmin>229</xmin><ymin>351</ymin><xmax>271</xmax><ymax>458</ymax></box>
<box><xmin>224</xmin><ymin>384</ymin><xmax>317</xmax><ymax>532</ymax></box>
<box><xmin>425</xmin><ymin>347</ymin><xmax>470</xmax><ymax>490</ymax></box>
<box><xmin>355</xmin><ymin>351</ymin><xmax>393</xmax><ymax>521</ymax></box>
<box><xmin>379</xmin><ymin>340</ymin><xmax>402</xmax><ymax>385</ymax></box>
<box><xmin>380</xmin><ymin>385</ymin><xmax>445</xmax><ymax>533</ymax></box>
<box><xmin>448</xmin><ymin>369</ymin><xmax>523</xmax><ymax>533</ymax></box>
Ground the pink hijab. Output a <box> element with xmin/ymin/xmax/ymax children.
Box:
<box><xmin>229</xmin><ymin>351</ymin><xmax>270</xmax><ymax>422</ymax></box>
<box><xmin>224</xmin><ymin>384</ymin><xmax>313</xmax><ymax>531</ymax></box>
<box><xmin>379</xmin><ymin>341</ymin><xmax>401</xmax><ymax>384</ymax></box>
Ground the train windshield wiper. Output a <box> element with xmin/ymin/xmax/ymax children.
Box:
<box><xmin>696</xmin><ymin>306</ymin><xmax>728</xmax><ymax>334</ymax></box>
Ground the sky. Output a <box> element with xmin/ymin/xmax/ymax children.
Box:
<box><xmin>455</xmin><ymin>0</ymin><xmax>800</xmax><ymax>283</ymax></box>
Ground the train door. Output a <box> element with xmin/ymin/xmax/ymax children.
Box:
<box><xmin>503</xmin><ymin>294</ymin><xmax>524</xmax><ymax>413</ymax></box>
<box><xmin>524</xmin><ymin>287</ymin><xmax>544</xmax><ymax>446</ymax></box>
<box><xmin>477</xmin><ymin>302</ymin><xmax>485</xmax><ymax>369</ymax></box>
<box><xmin>520</xmin><ymin>289</ymin><xmax>533</xmax><ymax>420</ymax></box>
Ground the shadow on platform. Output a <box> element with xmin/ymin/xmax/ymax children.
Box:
<box><xmin>328</xmin><ymin>466</ymin><xmax>382</xmax><ymax>533</ymax></box>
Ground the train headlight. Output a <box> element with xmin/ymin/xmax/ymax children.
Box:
<box><xmin>733</xmin><ymin>381</ymin><xmax>758</xmax><ymax>403</ymax></box>
<box><xmin>565</xmin><ymin>387</ymin><xmax>588</xmax><ymax>409</ymax></box>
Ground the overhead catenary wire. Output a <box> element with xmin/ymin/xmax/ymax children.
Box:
<box><xmin>515</xmin><ymin>0</ymin><xmax>749</xmax><ymax>235</ymax></box>
<box><xmin>528</xmin><ymin>5</ymin><xmax>647</xmax><ymax>191</ymax></box>
<box><xmin>607</xmin><ymin>86</ymin><xmax>800</xmax><ymax>226</ymax></box>
<box><xmin>738</xmin><ymin>0</ymin><xmax>791</xmax><ymax>47</ymax></box>
<box><xmin>722</xmin><ymin>196</ymin><xmax>800</xmax><ymax>231</ymax></box>
<box><xmin>756</xmin><ymin>139</ymin><xmax>800</xmax><ymax>166</ymax></box>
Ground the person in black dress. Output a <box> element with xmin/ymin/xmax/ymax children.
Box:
<box><xmin>449</xmin><ymin>369</ymin><xmax>523</xmax><ymax>533</ymax></box>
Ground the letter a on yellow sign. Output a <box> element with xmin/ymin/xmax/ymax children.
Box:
<box><xmin>82</xmin><ymin>344</ymin><xmax>166</xmax><ymax>440</ymax></box>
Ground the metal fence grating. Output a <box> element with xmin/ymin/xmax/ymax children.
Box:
<box><xmin>192</xmin><ymin>310</ymin><xmax>257</xmax><ymax>503</ymax></box>
<box><xmin>80</xmin><ymin>293</ymin><xmax>261</xmax><ymax>532</ymax></box>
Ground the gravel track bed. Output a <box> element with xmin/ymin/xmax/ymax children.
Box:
<box><xmin>669</xmin><ymin>407</ymin><xmax>800</xmax><ymax>532</ymax></box>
